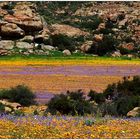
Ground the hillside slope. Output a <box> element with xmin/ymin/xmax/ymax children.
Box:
<box><xmin>0</xmin><ymin>2</ymin><xmax>140</xmax><ymax>57</ymax></box>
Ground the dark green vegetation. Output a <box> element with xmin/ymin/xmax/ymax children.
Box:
<box><xmin>46</xmin><ymin>90</ymin><xmax>93</xmax><ymax>116</ymax></box>
<box><xmin>89</xmin><ymin>76</ymin><xmax>140</xmax><ymax>116</ymax></box>
<box><xmin>47</xmin><ymin>76</ymin><xmax>140</xmax><ymax>117</ymax></box>
<box><xmin>88</xmin><ymin>35</ymin><xmax>119</xmax><ymax>56</ymax></box>
<box><xmin>0</xmin><ymin>85</ymin><xmax>36</xmax><ymax>106</ymax></box>
<box><xmin>0</xmin><ymin>103</ymin><xmax>5</xmax><ymax>113</ymax></box>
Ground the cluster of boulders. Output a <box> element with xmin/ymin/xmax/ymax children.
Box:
<box><xmin>0</xmin><ymin>2</ymin><xmax>90</xmax><ymax>56</ymax></box>
<box><xmin>127</xmin><ymin>107</ymin><xmax>140</xmax><ymax>117</ymax></box>
<box><xmin>78</xmin><ymin>2</ymin><xmax>140</xmax><ymax>57</ymax></box>
<box><xmin>0</xmin><ymin>2</ymin><xmax>140</xmax><ymax>57</ymax></box>
<box><xmin>0</xmin><ymin>99</ymin><xmax>22</xmax><ymax>113</ymax></box>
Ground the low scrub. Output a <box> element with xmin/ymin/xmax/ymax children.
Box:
<box><xmin>0</xmin><ymin>85</ymin><xmax>36</xmax><ymax>106</ymax></box>
<box><xmin>46</xmin><ymin>90</ymin><xmax>93</xmax><ymax>116</ymax></box>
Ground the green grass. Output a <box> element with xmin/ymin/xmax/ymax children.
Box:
<box><xmin>0</xmin><ymin>54</ymin><xmax>139</xmax><ymax>61</ymax></box>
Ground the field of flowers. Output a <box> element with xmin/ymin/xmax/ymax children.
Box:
<box><xmin>0</xmin><ymin>57</ymin><xmax>140</xmax><ymax>138</ymax></box>
<box><xmin>0</xmin><ymin>58</ymin><xmax>140</xmax><ymax>104</ymax></box>
<box><xmin>0</xmin><ymin>114</ymin><xmax>140</xmax><ymax>139</ymax></box>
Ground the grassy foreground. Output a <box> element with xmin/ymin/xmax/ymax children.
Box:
<box><xmin>0</xmin><ymin>55</ymin><xmax>140</xmax><ymax>66</ymax></box>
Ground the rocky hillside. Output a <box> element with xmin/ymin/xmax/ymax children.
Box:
<box><xmin>0</xmin><ymin>2</ymin><xmax>140</xmax><ymax>57</ymax></box>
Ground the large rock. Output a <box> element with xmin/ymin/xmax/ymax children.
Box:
<box><xmin>98</xmin><ymin>23</ymin><xmax>106</xmax><ymax>30</ymax></box>
<box><xmin>5</xmin><ymin>106</ymin><xmax>12</xmax><ymax>113</ymax></box>
<box><xmin>63</xmin><ymin>49</ymin><xmax>71</xmax><ymax>56</ymax></box>
<box><xmin>1</xmin><ymin>23</ymin><xmax>25</xmax><ymax>38</ymax></box>
<box><xmin>118</xmin><ymin>19</ymin><xmax>128</xmax><ymax>27</ymax></box>
<box><xmin>51</xmin><ymin>24</ymin><xmax>89</xmax><ymax>37</ymax></box>
<box><xmin>0</xmin><ymin>40</ymin><xmax>15</xmax><ymax>50</ymax></box>
<box><xmin>111</xmin><ymin>50</ymin><xmax>121</xmax><ymax>57</ymax></box>
<box><xmin>19</xmin><ymin>35</ymin><xmax>34</xmax><ymax>43</ymax></box>
<box><xmin>41</xmin><ymin>45</ymin><xmax>55</xmax><ymax>51</ymax></box>
<box><xmin>120</xmin><ymin>43</ymin><xmax>135</xmax><ymax>51</ymax></box>
<box><xmin>0</xmin><ymin>100</ymin><xmax>22</xmax><ymax>110</ymax></box>
<box><xmin>16</xmin><ymin>41</ymin><xmax>34</xmax><ymax>49</ymax></box>
<box><xmin>4</xmin><ymin>2</ymin><xmax>43</xmax><ymax>32</ymax></box>
<box><xmin>127</xmin><ymin>107</ymin><xmax>140</xmax><ymax>117</ymax></box>
<box><xmin>0</xmin><ymin>50</ymin><xmax>9</xmax><ymax>56</ymax></box>
<box><xmin>80</xmin><ymin>41</ymin><xmax>93</xmax><ymax>52</ymax></box>
<box><xmin>94</xmin><ymin>34</ymin><xmax>103</xmax><ymax>42</ymax></box>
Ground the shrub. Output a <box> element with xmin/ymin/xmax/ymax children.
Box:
<box><xmin>87</xmin><ymin>76</ymin><xmax>140</xmax><ymax>117</ymax></box>
<box><xmin>46</xmin><ymin>90</ymin><xmax>93</xmax><ymax>116</ymax></box>
<box><xmin>49</xmin><ymin>34</ymin><xmax>75</xmax><ymax>51</ymax></box>
<box><xmin>115</xmin><ymin>96</ymin><xmax>140</xmax><ymax>116</ymax></box>
<box><xmin>100</xmin><ymin>76</ymin><xmax>140</xmax><ymax>116</ymax></box>
<box><xmin>0</xmin><ymin>85</ymin><xmax>36</xmax><ymax>106</ymax></box>
<box><xmin>98</xmin><ymin>102</ymin><xmax>118</xmax><ymax>117</ymax></box>
<box><xmin>14</xmin><ymin>110</ymin><xmax>25</xmax><ymax>116</ymax></box>
<box><xmin>118</xmin><ymin>47</ymin><xmax>132</xmax><ymax>55</ymax></box>
<box><xmin>88</xmin><ymin>90</ymin><xmax>105</xmax><ymax>104</ymax></box>
<box><xmin>0</xmin><ymin>103</ymin><xmax>5</xmax><ymax>113</ymax></box>
<box><xmin>88</xmin><ymin>35</ymin><xmax>118</xmax><ymax>56</ymax></box>
<box><xmin>103</xmin><ymin>83</ymin><xmax>118</xmax><ymax>100</ymax></box>
<box><xmin>117</xmin><ymin>76</ymin><xmax>140</xmax><ymax>97</ymax></box>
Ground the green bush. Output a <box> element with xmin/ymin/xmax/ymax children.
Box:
<box><xmin>100</xmin><ymin>76</ymin><xmax>140</xmax><ymax>116</ymax></box>
<box><xmin>88</xmin><ymin>35</ymin><xmax>118</xmax><ymax>56</ymax></box>
<box><xmin>98</xmin><ymin>101</ymin><xmax>120</xmax><ymax>117</ymax></box>
<box><xmin>115</xmin><ymin>96</ymin><xmax>140</xmax><ymax>116</ymax></box>
<box><xmin>118</xmin><ymin>47</ymin><xmax>132</xmax><ymax>55</ymax></box>
<box><xmin>87</xmin><ymin>76</ymin><xmax>140</xmax><ymax>117</ymax></box>
<box><xmin>14</xmin><ymin>110</ymin><xmax>25</xmax><ymax>116</ymax></box>
<box><xmin>46</xmin><ymin>90</ymin><xmax>93</xmax><ymax>116</ymax></box>
<box><xmin>49</xmin><ymin>34</ymin><xmax>75</xmax><ymax>51</ymax></box>
<box><xmin>88</xmin><ymin>90</ymin><xmax>105</xmax><ymax>104</ymax></box>
<box><xmin>0</xmin><ymin>85</ymin><xmax>36</xmax><ymax>106</ymax></box>
<box><xmin>0</xmin><ymin>103</ymin><xmax>5</xmax><ymax>113</ymax></box>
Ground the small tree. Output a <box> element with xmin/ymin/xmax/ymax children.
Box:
<box><xmin>88</xmin><ymin>35</ymin><xmax>118</xmax><ymax>56</ymax></box>
<box><xmin>46</xmin><ymin>90</ymin><xmax>93</xmax><ymax>116</ymax></box>
<box><xmin>0</xmin><ymin>85</ymin><xmax>36</xmax><ymax>106</ymax></box>
<box><xmin>49</xmin><ymin>34</ymin><xmax>75</xmax><ymax>51</ymax></box>
<box><xmin>0</xmin><ymin>103</ymin><xmax>5</xmax><ymax>113</ymax></box>
<box><xmin>88</xmin><ymin>90</ymin><xmax>105</xmax><ymax>104</ymax></box>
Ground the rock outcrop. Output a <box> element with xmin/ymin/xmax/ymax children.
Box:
<box><xmin>4</xmin><ymin>3</ymin><xmax>43</xmax><ymax>32</ymax></box>
<box><xmin>1</xmin><ymin>23</ymin><xmax>25</xmax><ymax>38</ymax></box>
<box><xmin>127</xmin><ymin>107</ymin><xmax>140</xmax><ymax>117</ymax></box>
<box><xmin>0</xmin><ymin>1</ymin><xmax>140</xmax><ymax>56</ymax></box>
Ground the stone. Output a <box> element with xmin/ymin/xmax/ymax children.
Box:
<box><xmin>23</xmin><ymin>52</ymin><xmax>30</xmax><ymax>55</ymax></box>
<box><xmin>41</xmin><ymin>45</ymin><xmax>55</xmax><ymax>51</ymax></box>
<box><xmin>19</xmin><ymin>35</ymin><xmax>34</xmax><ymax>43</ymax></box>
<box><xmin>5</xmin><ymin>106</ymin><xmax>12</xmax><ymax>113</ymax></box>
<box><xmin>28</xmin><ymin>49</ymin><xmax>34</xmax><ymax>54</ymax></box>
<box><xmin>0</xmin><ymin>40</ymin><xmax>15</xmax><ymax>50</ymax></box>
<box><xmin>121</xmin><ymin>43</ymin><xmax>135</xmax><ymax>51</ymax></box>
<box><xmin>118</xmin><ymin>19</ymin><xmax>128</xmax><ymax>27</ymax></box>
<box><xmin>4</xmin><ymin>2</ymin><xmax>43</xmax><ymax>32</ymax></box>
<box><xmin>127</xmin><ymin>107</ymin><xmax>140</xmax><ymax>117</ymax></box>
<box><xmin>1</xmin><ymin>23</ymin><xmax>25</xmax><ymax>38</ymax></box>
<box><xmin>0</xmin><ymin>50</ymin><xmax>9</xmax><ymax>56</ymax></box>
<box><xmin>80</xmin><ymin>41</ymin><xmax>93</xmax><ymax>52</ymax></box>
<box><xmin>94</xmin><ymin>34</ymin><xmax>103</xmax><ymax>42</ymax></box>
<box><xmin>111</xmin><ymin>50</ymin><xmax>121</xmax><ymax>57</ymax></box>
<box><xmin>98</xmin><ymin>23</ymin><xmax>105</xmax><ymax>30</ymax></box>
<box><xmin>0</xmin><ymin>100</ymin><xmax>22</xmax><ymax>110</ymax></box>
<box><xmin>16</xmin><ymin>41</ymin><xmax>34</xmax><ymax>49</ymax></box>
<box><xmin>63</xmin><ymin>49</ymin><xmax>71</xmax><ymax>56</ymax></box>
<box><xmin>51</xmin><ymin>24</ymin><xmax>89</xmax><ymax>37</ymax></box>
